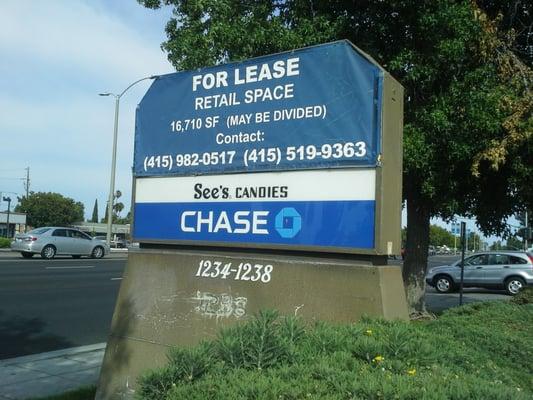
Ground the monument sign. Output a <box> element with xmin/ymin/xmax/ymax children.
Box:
<box><xmin>97</xmin><ymin>41</ymin><xmax>406</xmax><ymax>399</ymax></box>
<box><xmin>133</xmin><ymin>40</ymin><xmax>402</xmax><ymax>255</ymax></box>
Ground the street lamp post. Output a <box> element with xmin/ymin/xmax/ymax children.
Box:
<box><xmin>2</xmin><ymin>196</ymin><xmax>11</xmax><ymax>238</ymax></box>
<box><xmin>99</xmin><ymin>75</ymin><xmax>158</xmax><ymax>247</ymax></box>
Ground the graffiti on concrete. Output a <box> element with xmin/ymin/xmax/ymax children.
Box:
<box><xmin>191</xmin><ymin>291</ymin><xmax>247</xmax><ymax>319</ymax></box>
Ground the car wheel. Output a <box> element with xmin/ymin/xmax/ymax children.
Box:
<box><xmin>91</xmin><ymin>246</ymin><xmax>104</xmax><ymax>259</ymax></box>
<box><xmin>72</xmin><ymin>255</ymin><xmax>81</xmax><ymax>259</ymax></box>
<box><xmin>504</xmin><ymin>277</ymin><xmax>525</xmax><ymax>296</ymax></box>
<box><xmin>434</xmin><ymin>275</ymin><xmax>454</xmax><ymax>293</ymax></box>
<box><xmin>21</xmin><ymin>252</ymin><xmax>34</xmax><ymax>259</ymax></box>
<box><xmin>41</xmin><ymin>245</ymin><xmax>56</xmax><ymax>260</ymax></box>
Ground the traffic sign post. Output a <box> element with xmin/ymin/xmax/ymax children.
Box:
<box><xmin>97</xmin><ymin>41</ymin><xmax>407</xmax><ymax>399</ymax></box>
<box><xmin>452</xmin><ymin>222</ymin><xmax>460</xmax><ymax>254</ymax></box>
<box><xmin>459</xmin><ymin>222</ymin><xmax>466</xmax><ymax>306</ymax></box>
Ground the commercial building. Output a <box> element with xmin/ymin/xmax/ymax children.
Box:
<box><xmin>0</xmin><ymin>212</ymin><xmax>27</xmax><ymax>238</ymax></box>
<box><xmin>72</xmin><ymin>222</ymin><xmax>130</xmax><ymax>240</ymax></box>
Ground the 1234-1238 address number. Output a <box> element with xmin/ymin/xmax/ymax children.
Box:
<box><xmin>195</xmin><ymin>259</ymin><xmax>273</xmax><ymax>283</ymax></box>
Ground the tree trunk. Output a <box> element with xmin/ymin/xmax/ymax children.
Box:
<box><xmin>402</xmin><ymin>197</ymin><xmax>431</xmax><ymax>314</ymax></box>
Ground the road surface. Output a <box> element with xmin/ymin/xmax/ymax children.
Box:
<box><xmin>0</xmin><ymin>251</ymin><xmax>509</xmax><ymax>359</ymax></box>
<box><xmin>0</xmin><ymin>251</ymin><xmax>126</xmax><ymax>359</ymax></box>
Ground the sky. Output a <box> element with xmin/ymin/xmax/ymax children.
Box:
<box><xmin>0</xmin><ymin>0</ymin><xmax>174</xmax><ymax>221</ymax></box>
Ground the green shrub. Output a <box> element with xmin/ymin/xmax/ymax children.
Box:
<box><xmin>138</xmin><ymin>343</ymin><xmax>213</xmax><ymax>397</ymax></box>
<box><xmin>138</xmin><ymin>302</ymin><xmax>533</xmax><ymax>399</ymax></box>
<box><xmin>214</xmin><ymin>310</ymin><xmax>304</xmax><ymax>370</ymax></box>
<box><xmin>0</xmin><ymin>237</ymin><xmax>11</xmax><ymax>248</ymax></box>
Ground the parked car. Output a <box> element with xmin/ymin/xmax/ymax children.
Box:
<box><xmin>436</xmin><ymin>245</ymin><xmax>452</xmax><ymax>255</ymax></box>
<box><xmin>113</xmin><ymin>238</ymin><xmax>128</xmax><ymax>248</ymax></box>
<box><xmin>425</xmin><ymin>251</ymin><xmax>533</xmax><ymax>295</ymax></box>
<box><xmin>11</xmin><ymin>227</ymin><xmax>110</xmax><ymax>259</ymax></box>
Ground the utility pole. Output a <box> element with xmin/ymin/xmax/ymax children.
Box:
<box><xmin>99</xmin><ymin>75</ymin><xmax>158</xmax><ymax>247</ymax></box>
<box><xmin>2</xmin><ymin>196</ymin><xmax>11</xmax><ymax>238</ymax></box>
<box><xmin>24</xmin><ymin>167</ymin><xmax>30</xmax><ymax>198</ymax></box>
<box><xmin>525</xmin><ymin>210</ymin><xmax>529</xmax><ymax>251</ymax></box>
<box><xmin>24</xmin><ymin>167</ymin><xmax>30</xmax><ymax>232</ymax></box>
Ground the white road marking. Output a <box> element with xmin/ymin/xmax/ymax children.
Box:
<box><xmin>45</xmin><ymin>266</ymin><xmax>95</xmax><ymax>270</ymax></box>
<box><xmin>111</xmin><ymin>277</ymin><xmax>123</xmax><ymax>281</ymax></box>
<box><xmin>0</xmin><ymin>258</ymin><xmax>114</xmax><ymax>263</ymax></box>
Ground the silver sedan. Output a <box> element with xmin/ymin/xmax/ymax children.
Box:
<box><xmin>10</xmin><ymin>227</ymin><xmax>110</xmax><ymax>259</ymax></box>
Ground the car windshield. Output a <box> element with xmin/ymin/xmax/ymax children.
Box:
<box><xmin>29</xmin><ymin>227</ymin><xmax>51</xmax><ymax>235</ymax></box>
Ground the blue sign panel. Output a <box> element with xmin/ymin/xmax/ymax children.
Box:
<box><xmin>134</xmin><ymin>41</ymin><xmax>383</xmax><ymax>176</ymax></box>
<box><xmin>451</xmin><ymin>223</ymin><xmax>461</xmax><ymax>236</ymax></box>
<box><xmin>134</xmin><ymin>200</ymin><xmax>375</xmax><ymax>249</ymax></box>
<box><xmin>133</xmin><ymin>169</ymin><xmax>376</xmax><ymax>251</ymax></box>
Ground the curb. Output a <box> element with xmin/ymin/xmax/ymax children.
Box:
<box><xmin>110</xmin><ymin>248</ymin><xmax>129</xmax><ymax>253</ymax></box>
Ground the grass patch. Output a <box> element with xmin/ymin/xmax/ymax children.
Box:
<box><xmin>510</xmin><ymin>287</ymin><xmax>533</xmax><ymax>305</ymax></box>
<box><xmin>139</xmin><ymin>303</ymin><xmax>533</xmax><ymax>399</ymax></box>
<box><xmin>30</xmin><ymin>386</ymin><xmax>96</xmax><ymax>400</ymax></box>
<box><xmin>0</xmin><ymin>237</ymin><xmax>11</xmax><ymax>248</ymax></box>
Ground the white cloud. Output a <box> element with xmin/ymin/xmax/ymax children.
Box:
<box><xmin>0</xmin><ymin>0</ymin><xmax>172</xmax><ymax>81</ymax></box>
<box><xmin>0</xmin><ymin>0</ymin><xmax>174</xmax><ymax>219</ymax></box>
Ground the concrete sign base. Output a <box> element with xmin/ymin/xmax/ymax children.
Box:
<box><xmin>96</xmin><ymin>248</ymin><xmax>408</xmax><ymax>399</ymax></box>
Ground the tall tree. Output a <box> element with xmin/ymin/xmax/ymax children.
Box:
<box><xmin>505</xmin><ymin>235</ymin><xmax>523</xmax><ymax>250</ymax></box>
<box><xmin>113</xmin><ymin>190</ymin><xmax>124</xmax><ymax>218</ymax></box>
<box><xmin>477</xmin><ymin>0</ymin><xmax>532</xmax><ymax>67</ymax></box>
<box><xmin>90</xmin><ymin>199</ymin><xmax>99</xmax><ymax>223</ymax></box>
<box><xmin>429</xmin><ymin>225</ymin><xmax>456</xmax><ymax>248</ymax></box>
<box><xmin>101</xmin><ymin>191</ymin><xmax>126</xmax><ymax>224</ymax></box>
<box><xmin>115</xmin><ymin>210</ymin><xmax>132</xmax><ymax>226</ymax></box>
<box><xmin>102</xmin><ymin>201</ymin><xmax>109</xmax><ymax>224</ymax></box>
<box><xmin>140</xmin><ymin>0</ymin><xmax>532</xmax><ymax>312</ymax></box>
<box><xmin>15</xmin><ymin>192</ymin><xmax>84</xmax><ymax>228</ymax></box>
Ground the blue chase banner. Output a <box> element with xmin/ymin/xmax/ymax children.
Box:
<box><xmin>133</xmin><ymin>41</ymin><xmax>383</xmax><ymax>252</ymax></box>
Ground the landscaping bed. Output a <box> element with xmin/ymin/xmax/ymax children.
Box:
<box><xmin>139</xmin><ymin>294</ymin><xmax>533</xmax><ymax>400</ymax></box>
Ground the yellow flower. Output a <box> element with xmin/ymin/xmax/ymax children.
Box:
<box><xmin>365</xmin><ymin>329</ymin><xmax>373</xmax><ymax>336</ymax></box>
<box><xmin>407</xmin><ymin>368</ymin><xmax>416</xmax><ymax>376</ymax></box>
<box><xmin>372</xmin><ymin>355</ymin><xmax>384</xmax><ymax>363</ymax></box>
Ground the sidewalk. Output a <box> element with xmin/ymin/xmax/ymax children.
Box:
<box><xmin>0</xmin><ymin>344</ymin><xmax>105</xmax><ymax>400</ymax></box>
